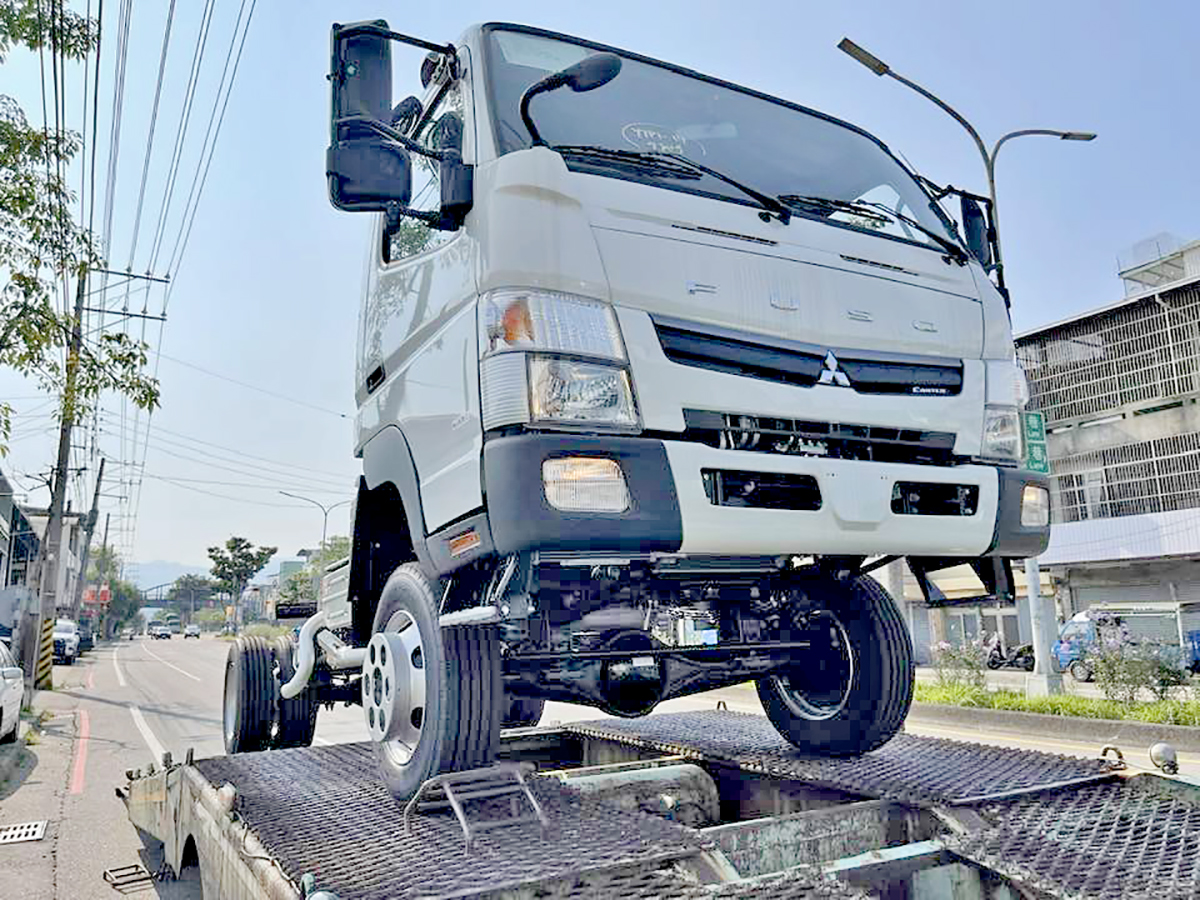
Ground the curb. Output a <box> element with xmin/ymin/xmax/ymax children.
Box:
<box><xmin>908</xmin><ymin>702</ymin><xmax>1200</xmax><ymax>753</ymax></box>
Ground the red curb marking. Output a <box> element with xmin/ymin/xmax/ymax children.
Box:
<box><xmin>70</xmin><ymin>709</ymin><xmax>90</xmax><ymax>795</ymax></box>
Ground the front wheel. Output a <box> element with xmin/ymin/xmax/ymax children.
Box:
<box><xmin>362</xmin><ymin>563</ymin><xmax>502</xmax><ymax>801</ymax></box>
<box><xmin>1068</xmin><ymin>659</ymin><xmax>1093</xmax><ymax>683</ymax></box>
<box><xmin>757</xmin><ymin>572</ymin><xmax>913</xmax><ymax>757</ymax></box>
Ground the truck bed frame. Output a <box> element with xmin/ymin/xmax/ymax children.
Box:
<box><xmin>122</xmin><ymin>709</ymin><xmax>1200</xmax><ymax>900</ymax></box>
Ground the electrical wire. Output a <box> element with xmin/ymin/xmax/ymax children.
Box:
<box><xmin>154</xmin><ymin>352</ymin><xmax>351</xmax><ymax>419</ymax></box>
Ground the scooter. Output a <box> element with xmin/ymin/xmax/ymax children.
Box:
<box><xmin>986</xmin><ymin>638</ymin><xmax>1036</xmax><ymax>671</ymax></box>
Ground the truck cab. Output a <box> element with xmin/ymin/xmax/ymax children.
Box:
<box><xmin>223</xmin><ymin>20</ymin><xmax>1051</xmax><ymax>801</ymax></box>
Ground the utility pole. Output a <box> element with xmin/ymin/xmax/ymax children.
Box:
<box><xmin>71</xmin><ymin>458</ymin><xmax>105</xmax><ymax>619</ymax></box>
<box><xmin>29</xmin><ymin>273</ymin><xmax>89</xmax><ymax>689</ymax></box>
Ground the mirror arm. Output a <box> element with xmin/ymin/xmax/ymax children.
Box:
<box><xmin>519</xmin><ymin>83</ymin><xmax>555</xmax><ymax>147</ymax></box>
<box><xmin>335</xmin><ymin>115</ymin><xmax>443</xmax><ymax>161</ymax></box>
<box><xmin>384</xmin><ymin>203</ymin><xmax>455</xmax><ymax>234</ymax></box>
<box><xmin>334</xmin><ymin>22</ymin><xmax>454</xmax><ymax>62</ymax></box>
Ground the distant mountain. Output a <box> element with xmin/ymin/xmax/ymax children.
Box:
<box><xmin>129</xmin><ymin>560</ymin><xmax>210</xmax><ymax>591</ymax></box>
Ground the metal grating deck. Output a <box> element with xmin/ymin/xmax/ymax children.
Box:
<box><xmin>196</xmin><ymin>742</ymin><xmax>715</xmax><ymax>900</ymax></box>
<box><xmin>947</xmin><ymin>778</ymin><xmax>1200</xmax><ymax>900</ymax></box>
<box><xmin>563</xmin><ymin>710</ymin><xmax>1119</xmax><ymax>807</ymax></box>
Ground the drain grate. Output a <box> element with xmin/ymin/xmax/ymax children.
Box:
<box><xmin>564</xmin><ymin>710</ymin><xmax>1119</xmax><ymax>807</ymax></box>
<box><xmin>947</xmin><ymin>779</ymin><xmax>1200</xmax><ymax>900</ymax></box>
<box><xmin>0</xmin><ymin>820</ymin><xmax>47</xmax><ymax>844</ymax></box>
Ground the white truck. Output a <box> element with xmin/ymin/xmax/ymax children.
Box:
<box><xmin>222</xmin><ymin>20</ymin><xmax>1050</xmax><ymax>801</ymax></box>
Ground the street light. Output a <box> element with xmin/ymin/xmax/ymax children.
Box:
<box><xmin>278</xmin><ymin>491</ymin><xmax>351</xmax><ymax>587</ymax></box>
<box><xmin>838</xmin><ymin>38</ymin><xmax>1095</xmax><ymax>292</ymax></box>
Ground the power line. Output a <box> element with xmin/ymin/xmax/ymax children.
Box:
<box><xmin>155</xmin><ymin>352</ymin><xmax>351</xmax><ymax>419</ymax></box>
<box><xmin>144</xmin><ymin>473</ymin><xmax>348</xmax><ymax>494</ymax></box>
<box><xmin>137</xmin><ymin>474</ymin><xmax>325</xmax><ymax>509</ymax></box>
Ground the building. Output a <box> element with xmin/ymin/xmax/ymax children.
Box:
<box><xmin>1016</xmin><ymin>234</ymin><xmax>1200</xmax><ymax>615</ymax></box>
<box><xmin>21</xmin><ymin>510</ymin><xmax>84</xmax><ymax>612</ymax></box>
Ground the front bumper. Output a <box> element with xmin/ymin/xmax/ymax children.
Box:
<box><xmin>481</xmin><ymin>434</ymin><xmax>1049</xmax><ymax>559</ymax></box>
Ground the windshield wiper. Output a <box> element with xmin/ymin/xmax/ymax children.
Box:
<box><xmin>779</xmin><ymin>194</ymin><xmax>967</xmax><ymax>263</ymax></box>
<box><xmin>554</xmin><ymin>145</ymin><xmax>703</xmax><ymax>180</ymax></box>
<box><xmin>552</xmin><ymin>145</ymin><xmax>791</xmax><ymax>224</ymax></box>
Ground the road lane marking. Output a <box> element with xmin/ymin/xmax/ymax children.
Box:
<box><xmin>113</xmin><ymin>649</ymin><xmax>127</xmax><ymax>687</ymax></box>
<box><xmin>143</xmin><ymin>643</ymin><xmax>202</xmax><ymax>682</ymax></box>
<box><xmin>70</xmin><ymin>710</ymin><xmax>90</xmax><ymax>794</ymax></box>
<box><xmin>129</xmin><ymin>704</ymin><xmax>166</xmax><ymax>763</ymax></box>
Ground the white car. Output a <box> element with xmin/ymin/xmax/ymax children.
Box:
<box><xmin>53</xmin><ymin>619</ymin><xmax>80</xmax><ymax>665</ymax></box>
<box><xmin>0</xmin><ymin>641</ymin><xmax>25</xmax><ymax>744</ymax></box>
<box><xmin>184</xmin><ymin>624</ymin><xmax>201</xmax><ymax>639</ymax></box>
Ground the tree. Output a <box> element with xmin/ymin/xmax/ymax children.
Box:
<box><xmin>87</xmin><ymin>543</ymin><xmax>119</xmax><ymax>584</ymax></box>
<box><xmin>167</xmin><ymin>573</ymin><xmax>218</xmax><ymax>608</ymax></box>
<box><xmin>310</xmin><ymin>534</ymin><xmax>350</xmax><ymax>574</ymax></box>
<box><xmin>0</xmin><ymin>2</ymin><xmax>159</xmax><ymax>453</ymax></box>
<box><xmin>278</xmin><ymin>569</ymin><xmax>315</xmax><ymax>606</ymax></box>
<box><xmin>207</xmin><ymin>537</ymin><xmax>276</xmax><ymax>617</ymax></box>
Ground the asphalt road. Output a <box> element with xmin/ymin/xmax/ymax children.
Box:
<box><xmin>12</xmin><ymin>633</ymin><xmax>1198</xmax><ymax>899</ymax></box>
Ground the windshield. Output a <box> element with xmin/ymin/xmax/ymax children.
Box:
<box><xmin>483</xmin><ymin>26</ymin><xmax>958</xmax><ymax>252</ymax></box>
<box><xmin>54</xmin><ymin>621</ymin><xmax>76</xmax><ymax>634</ymax></box>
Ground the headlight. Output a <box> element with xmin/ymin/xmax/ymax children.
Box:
<box><xmin>1021</xmin><ymin>484</ymin><xmax>1050</xmax><ymax>527</ymax></box>
<box><xmin>981</xmin><ymin>360</ymin><xmax>1024</xmax><ymax>463</ymax></box>
<box><xmin>529</xmin><ymin>356</ymin><xmax>638</xmax><ymax>427</ymax></box>
<box><xmin>479</xmin><ymin>289</ymin><xmax>639</xmax><ymax>431</ymax></box>
<box><xmin>981</xmin><ymin>405</ymin><xmax>1021</xmax><ymax>462</ymax></box>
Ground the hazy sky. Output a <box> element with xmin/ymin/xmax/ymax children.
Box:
<box><xmin>2</xmin><ymin>1</ymin><xmax>1197</xmax><ymax>580</ymax></box>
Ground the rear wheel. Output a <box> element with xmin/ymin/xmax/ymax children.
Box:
<box><xmin>757</xmin><ymin>572</ymin><xmax>913</xmax><ymax>757</ymax></box>
<box><xmin>502</xmin><ymin>695</ymin><xmax>546</xmax><ymax>729</ymax></box>
<box><xmin>363</xmin><ymin>563</ymin><xmax>502</xmax><ymax>801</ymax></box>
<box><xmin>223</xmin><ymin>636</ymin><xmax>274</xmax><ymax>753</ymax></box>
<box><xmin>0</xmin><ymin>712</ymin><xmax>15</xmax><ymax>744</ymax></box>
<box><xmin>271</xmin><ymin>636</ymin><xmax>318</xmax><ymax>748</ymax></box>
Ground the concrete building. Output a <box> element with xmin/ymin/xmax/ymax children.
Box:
<box><xmin>1016</xmin><ymin>234</ymin><xmax>1200</xmax><ymax>615</ymax></box>
<box><xmin>22</xmin><ymin>511</ymin><xmax>84</xmax><ymax>613</ymax></box>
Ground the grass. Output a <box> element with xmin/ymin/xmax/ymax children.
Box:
<box><xmin>240</xmin><ymin>624</ymin><xmax>292</xmax><ymax>640</ymax></box>
<box><xmin>915</xmin><ymin>682</ymin><xmax>1200</xmax><ymax>726</ymax></box>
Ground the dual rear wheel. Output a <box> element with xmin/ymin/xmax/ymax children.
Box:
<box><xmin>222</xmin><ymin>635</ymin><xmax>318</xmax><ymax>754</ymax></box>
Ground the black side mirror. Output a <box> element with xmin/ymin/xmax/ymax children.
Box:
<box><xmin>520</xmin><ymin>53</ymin><xmax>622</xmax><ymax>146</ymax></box>
<box><xmin>434</xmin><ymin>115</ymin><xmax>473</xmax><ymax>229</ymax></box>
<box><xmin>961</xmin><ymin>196</ymin><xmax>992</xmax><ymax>268</ymax></box>
<box><xmin>327</xmin><ymin>21</ymin><xmax>411</xmax><ymax>212</ymax></box>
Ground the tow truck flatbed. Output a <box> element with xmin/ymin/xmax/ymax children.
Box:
<box><xmin>122</xmin><ymin>710</ymin><xmax>1200</xmax><ymax>899</ymax></box>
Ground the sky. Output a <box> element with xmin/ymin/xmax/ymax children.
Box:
<box><xmin>2</xmin><ymin>0</ymin><xmax>1197</xmax><ymax>584</ymax></box>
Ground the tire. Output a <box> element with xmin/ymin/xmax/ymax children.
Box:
<box><xmin>502</xmin><ymin>695</ymin><xmax>546</xmax><ymax>729</ymax></box>
<box><xmin>365</xmin><ymin>563</ymin><xmax>502</xmax><ymax>801</ymax></box>
<box><xmin>1020</xmin><ymin>654</ymin><xmax>1036</xmax><ymax>672</ymax></box>
<box><xmin>0</xmin><ymin>712</ymin><xmax>15</xmax><ymax>744</ymax></box>
<box><xmin>223</xmin><ymin>636</ymin><xmax>275</xmax><ymax>754</ymax></box>
<box><xmin>1068</xmin><ymin>660</ymin><xmax>1093</xmax><ymax>683</ymax></box>
<box><xmin>986</xmin><ymin>655</ymin><xmax>1003</xmax><ymax>670</ymax></box>
<box><xmin>757</xmin><ymin>572</ymin><xmax>913</xmax><ymax>757</ymax></box>
<box><xmin>271</xmin><ymin>637</ymin><xmax>318</xmax><ymax>749</ymax></box>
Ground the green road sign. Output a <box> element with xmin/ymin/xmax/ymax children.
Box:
<box><xmin>1022</xmin><ymin>411</ymin><xmax>1046</xmax><ymax>444</ymax></box>
<box><xmin>1025</xmin><ymin>441</ymin><xmax>1050</xmax><ymax>474</ymax></box>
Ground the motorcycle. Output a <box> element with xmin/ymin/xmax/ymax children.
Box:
<box><xmin>986</xmin><ymin>635</ymin><xmax>1036</xmax><ymax>671</ymax></box>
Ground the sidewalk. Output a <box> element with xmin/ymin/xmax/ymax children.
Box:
<box><xmin>0</xmin><ymin>689</ymin><xmax>80</xmax><ymax>900</ymax></box>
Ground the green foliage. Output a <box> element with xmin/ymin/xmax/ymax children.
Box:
<box><xmin>931</xmin><ymin>638</ymin><xmax>989</xmax><ymax>691</ymax></box>
<box><xmin>193</xmin><ymin>607</ymin><xmax>225</xmax><ymax>625</ymax></box>
<box><xmin>0</xmin><ymin>1</ymin><xmax>159</xmax><ymax>454</ymax></box>
<box><xmin>87</xmin><ymin>543</ymin><xmax>119</xmax><ymax>583</ymax></box>
<box><xmin>207</xmin><ymin>536</ymin><xmax>277</xmax><ymax>606</ymax></box>
<box><xmin>1087</xmin><ymin>641</ymin><xmax>1190</xmax><ymax>704</ymax></box>
<box><xmin>242</xmin><ymin>623</ymin><xmax>291</xmax><ymax>640</ymax></box>
<box><xmin>167</xmin><ymin>573</ymin><xmax>218</xmax><ymax>606</ymax></box>
<box><xmin>914</xmin><ymin>683</ymin><xmax>1200</xmax><ymax>726</ymax></box>
<box><xmin>278</xmin><ymin>569</ymin><xmax>314</xmax><ymax>606</ymax></box>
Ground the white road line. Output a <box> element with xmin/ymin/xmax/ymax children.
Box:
<box><xmin>129</xmin><ymin>704</ymin><xmax>166</xmax><ymax>762</ymax></box>
<box><xmin>142</xmin><ymin>643</ymin><xmax>202</xmax><ymax>682</ymax></box>
<box><xmin>112</xmin><ymin>649</ymin><xmax>127</xmax><ymax>687</ymax></box>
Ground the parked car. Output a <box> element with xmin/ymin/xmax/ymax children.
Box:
<box><xmin>0</xmin><ymin>641</ymin><xmax>23</xmax><ymax>744</ymax></box>
<box><xmin>121</xmin><ymin>627</ymin><xmax>135</xmax><ymax>640</ymax></box>
<box><xmin>150</xmin><ymin>624</ymin><xmax>172</xmax><ymax>640</ymax></box>
<box><xmin>184</xmin><ymin>624</ymin><xmax>201</xmax><ymax>639</ymax></box>
<box><xmin>77</xmin><ymin>625</ymin><xmax>95</xmax><ymax>653</ymax></box>
<box><xmin>53</xmin><ymin>619</ymin><xmax>80</xmax><ymax>664</ymax></box>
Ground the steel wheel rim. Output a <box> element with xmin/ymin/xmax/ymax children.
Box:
<box><xmin>223</xmin><ymin>658</ymin><xmax>239</xmax><ymax>745</ymax></box>
<box><xmin>367</xmin><ymin>610</ymin><xmax>427</xmax><ymax>768</ymax></box>
<box><xmin>773</xmin><ymin>611</ymin><xmax>855</xmax><ymax>721</ymax></box>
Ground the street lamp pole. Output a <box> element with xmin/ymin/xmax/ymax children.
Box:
<box><xmin>837</xmin><ymin>39</ymin><xmax>1096</xmax><ymax>697</ymax></box>
<box><xmin>837</xmin><ymin>38</ymin><xmax>1095</xmax><ymax>293</ymax></box>
<box><xmin>278</xmin><ymin>492</ymin><xmax>351</xmax><ymax>595</ymax></box>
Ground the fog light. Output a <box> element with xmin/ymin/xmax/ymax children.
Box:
<box><xmin>543</xmin><ymin>457</ymin><xmax>630</xmax><ymax>512</ymax></box>
<box><xmin>1021</xmin><ymin>485</ymin><xmax>1050</xmax><ymax>527</ymax></box>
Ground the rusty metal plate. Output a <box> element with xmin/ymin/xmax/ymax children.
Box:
<box><xmin>195</xmin><ymin>743</ymin><xmax>708</xmax><ymax>900</ymax></box>
<box><xmin>563</xmin><ymin>710</ymin><xmax>1118</xmax><ymax>807</ymax></box>
<box><xmin>947</xmin><ymin>778</ymin><xmax>1200</xmax><ymax>900</ymax></box>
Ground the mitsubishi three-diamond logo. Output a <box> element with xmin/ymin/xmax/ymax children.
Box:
<box><xmin>818</xmin><ymin>350</ymin><xmax>851</xmax><ymax>387</ymax></box>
